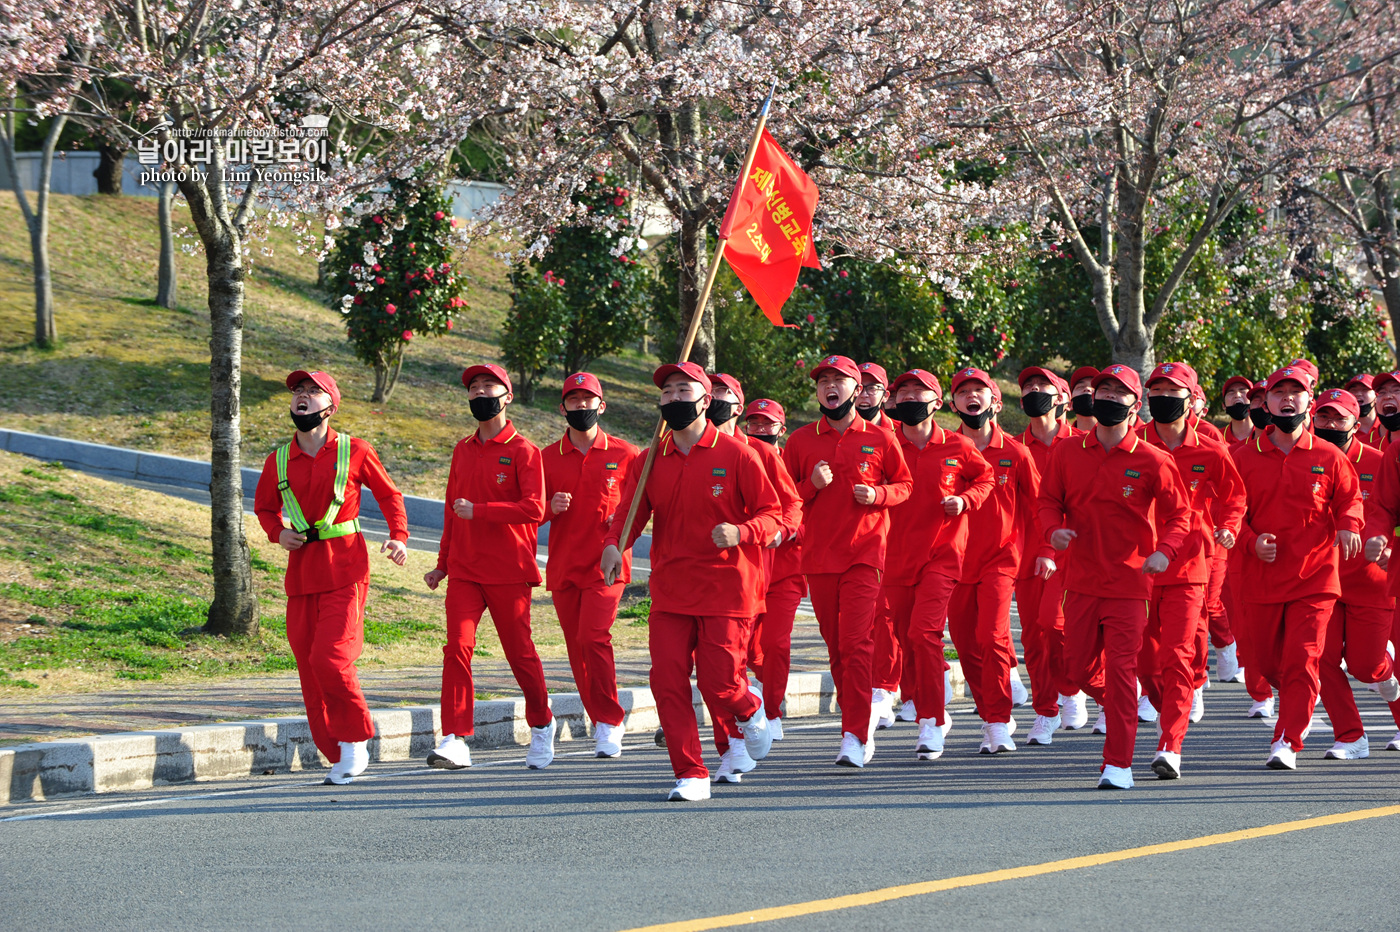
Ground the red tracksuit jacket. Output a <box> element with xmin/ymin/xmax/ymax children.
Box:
<box><xmin>1230</xmin><ymin>427</ymin><xmax>1364</xmax><ymax>603</ymax></box>
<box><xmin>783</xmin><ymin>416</ymin><xmax>913</xmax><ymax>575</ymax></box>
<box><xmin>541</xmin><ymin>430</ymin><xmax>641</xmax><ymax>591</ymax></box>
<box><xmin>604</xmin><ymin>423</ymin><xmax>780</xmax><ymax>618</ymax></box>
<box><xmin>1037</xmin><ymin>429</ymin><xmax>1192</xmax><ymax>600</ymax></box>
<box><xmin>1336</xmin><ymin>439</ymin><xmax>1392</xmax><ymax>608</ymax></box>
<box><xmin>744</xmin><ymin>434</ymin><xmax>804</xmax><ymax>584</ymax></box>
<box><xmin>1140</xmin><ymin>422</ymin><xmax>1246</xmax><ymax>586</ymax></box>
<box><xmin>885</xmin><ymin>423</ymin><xmax>995</xmax><ymax>586</ymax></box>
<box><xmin>1014</xmin><ymin>423</ymin><xmax>1080</xmax><ymax>580</ymax></box>
<box><xmin>436</xmin><ymin>421</ymin><xmax>546</xmax><ymax>585</ymax></box>
<box><xmin>254</xmin><ymin>430</ymin><xmax>409</xmax><ymax>597</ymax></box>
<box><xmin>960</xmin><ymin>424</ymin><xmax>1043</xmax><ymax>583</ymax></box>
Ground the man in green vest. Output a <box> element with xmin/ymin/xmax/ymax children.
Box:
<box><xmin>254</xmin><ymin>370</ymin><xmax>410</xmax><ymax>785</ymax></box>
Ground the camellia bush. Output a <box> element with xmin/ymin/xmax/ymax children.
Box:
<box><xmin>324</xmin><ymin>179</ymin><xmax>467</xmax><ymax>401</ymax></box>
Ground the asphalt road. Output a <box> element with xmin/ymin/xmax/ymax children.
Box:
<box><xmin>3</xmin><ymin>681</ymin><xmax>1398</xmax><ymax>931</ymax></box>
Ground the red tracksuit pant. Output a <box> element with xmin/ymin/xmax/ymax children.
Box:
<box><xmin>650</xmin><ymin>611</ymin><xmax>762</xmax><ymax>779</ymax></box>
<box><xmin>948</xmin><ymin>574</ymin><xmax>1016</xmax><ymax>724</ymax></box>
<box><xmin>707</xmin><ymin>617</ymin><xmax>755</xmax><ymax>753</ymax></box>
<box><xmin>1318</xmin><ymin>600</ymin><xmax>1397</xmax><ymax>743</ymax></box>
<box><xmin>441</xmin><ymin>579</ymin><xmax>553</xmax><ymax>736</ymax></box>
<box><xmin>552</xmin><ymin>583</ymin><xmax>626</xmax><ymax>728</ymax></box>
<box><xmin>1139</xmin><ymin>583</ymin><xmax>1206</xmax><ymax>754</ymax></box>
<box><xmin>1062</xmin><ymin>593</ymin><xmax>1142</xmax><ymax>769</ymax></box>
<box><xmin>1013</xmin><ymin>572</ymin><xmax>1080</xmax><ymax>717</ymax></box>
<box><xmin>808</xmin><ymin>565</ymin><xmax>883</xmax><ymax>740</ymax></box>
<box><xmin>883</xmin><ymin>569</ymin><xmax>959</xmax><ymax>726</ymax></box>
<box><xmin>287</xmin><ymin>580</ymin><xmax>375</xmax><ymax>762</ymax></box>
<box><xmin>1392</xmin><ymin>606</ymin><xmax>1400</xmax><ymax>732</ymax></box>
<box><xmin>1243</xmin><ymin>595</ymin><xmax>1335</xmax><ymax>751</ymax></box>
<box><xmin>1224</xmin><ymin>570</ymin><xmax>1274</xmax><ymax>702</ymax></box>
<box><xmin>873</xmin><ymin>595</ymin><xmax>904</xmax><ymax>694</ymax></box>
<box><xmin>1206</xmin><ymin>546</ymin><xmax>1234</xmax><ymax>651</ymax></box>
<box><xmin>757</xmin><ymin>573</ymin><xmax>807</xmax><ymax>720</ymax></box>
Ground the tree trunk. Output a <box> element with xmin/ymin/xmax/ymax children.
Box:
<box><xmin>371</xmin><ymin>350</ymin><xmax>405</xmax><ymax>402</ymax></box>
<box><xmin>202</xmin><ymin>229</ymin><xmax>259</xmax><ymax>638</ymax></box>
<box><xmin>30</xmin><ymin>218</ymin><xmax>56</xmax><ymax>347</ymax></box>
<box><xmin>675</xmin><ymin>208</ymin><xmax>714</xmax><ymax>369</ymax></box>
<box><xmin>93</xmin><ymin>143</ymin><xmax>126</xmax><ymax>195</ymax></box>
<box><xmin>1373</xmin><ymin>178</ymin><xmax>1400</xmax><ymax>367</ymax></box>
<box><xmin>156</xmin><ymin>180</ymin><xmax>178</xmax><ymax>308</ymax></box>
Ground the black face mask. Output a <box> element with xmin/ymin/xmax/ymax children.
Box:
<box><xmin>856</xmin><ymin>405</ymin><xmax>883</xmax><ymax>422</ymax></box>
<box><xmin>1148</xmin><ymin>395</ymin><xmax>1188</xmax><ymax>423</ymax></box>
<box><xmin>290</xmin><ymin>407</ymin><xmax>331</xmax><ymax>432</ymax></box>
<box><xmin>469</xmin><ymin>395</ymin><xmax>505</xmax><ymax>421</ymax></box>
<box><xmin>1314</xmin><ymin>427</ymin><xmax>1352</xmax><ymax>449</ymax></box>
<box><xmin>1055</xmin><ymin>403</ymin><xmax>1067</xmax><ymax>419</ymax></box>
<box><xmin>749</xmin><ymin>433</ymin><xmax>779</xmax><ymax>445</ymax></box>
<box><xmin>1225</xmin><ymin>402</ymin><xmax>1250</xmax><ymax>421</ymax></box>
<box><xmin>1072</xmin><ymin>394</ymin><xmax>1095</xmax><ymax>418</ymax></box>
<box><xmin>1380</xmin><ymin>410</ymin><xmax>1400</xmax><ymax>433</ymax></box>
<box><xmin>659</xmin><ymin>399</ymin><xmax>704</xmax><ymax>431</ymax></box>
<box><xmin>1271</xmin><ymin>411</ymin><xmax>1307</xmax><ymax>433</ymax></box>
<box><xmin>565</xmin><ymin>407</ymin><xmax>599</xmax><ymax>432</ymax></box>
<box><xmin>1248</xmin><ymin>407</ymin><xmax>1272</xmax><ymax>429</ymax></box>
<box><xmin>819</xmin><ymin>396</ymin><xmax>856</xmax><ymax>422</ymax></box>
<box><xmin>1359</xmin><ymin>401</ymin><xmax>1375</xmax><ymax>418</ymax></box>
<box><xmin>1091</xmin><ymin>398</ymin><xmax>1133</xmax><ymax>426</ymax></box>
<box><xmin>706</xmin><ymin>400</ymin><xmax>737</xmax><ymax>425</ymax></box>
<box><xmin>894</xmin><ymin>400</ymin><xmax>935</xmax><ymax>425</ymax></box>
<box><xmin>958</xmin><ymin>409</ymin><xmax>993</xmax><ymax>429</ymax></box>
<box><xmin>1021</xmin><ymin>391</ymin><xmax>1055</xmax><ymax>417</ymax></box>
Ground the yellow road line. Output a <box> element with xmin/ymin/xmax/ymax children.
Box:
<box><xmin>620</xmin><ymin>804</ymin><xmax>1400</xmax><ymax>932</ymax></box>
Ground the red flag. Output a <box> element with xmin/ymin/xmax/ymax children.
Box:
<box><xmin>718</xmin><ymin>129</ymin><xmax>820</xmax><ymax>327</ymax></box>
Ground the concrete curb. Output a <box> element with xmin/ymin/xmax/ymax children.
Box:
<box><xmin>0</xmin><ymin>667</ymin><xmax>967</xmax><ymax>806</ymax></box>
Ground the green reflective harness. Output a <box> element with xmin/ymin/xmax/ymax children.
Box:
<box><xmin>275</xmin><ymin>436</ymin><xmax>361</xmax><ymax>541</ymax></box>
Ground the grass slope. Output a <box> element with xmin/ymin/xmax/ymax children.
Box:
<box><xmin>0</xmin><ymin>192</ymin><xmax>662</xmax><ymax>497</ymax></box>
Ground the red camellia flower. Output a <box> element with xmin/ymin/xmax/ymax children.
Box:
<box><xmin>434</xmin><ymin>211</ymin><xmax>445</xmax><ymax>220</ymax></box>
<box><xmin>446</xmin><ymin>320</ymin><xmax>453</xmax><ymax>330</ymax></box>
<box><xmin>386</xmin><ymin>303</ymin><xmax>397</xmax><ymax>314</ymax></box>
<box><xmin>611</xmin><ymin>280</ymin><xmax>620</xmax><ymax>288</ymax></box>
<box><xmin>402</xmin><ymin>330</ymin><xmax>413</xmax><ymax>340</ymax></box>
<box><xmin>372</xmin><ymin>264</ymin><xmax>381</xmax><ymax>271</ymax></box>
<box><xmin>613</xmin><ymin>196</ymin><xmax>626</xmax><ymax>206</ymax></box>
<box><xmin>353</xmin><ymin>295</ymin><xmax>364</xmax><ymax>305</ymax></box>
<box><xmin>806</xmin><ymin>314</ymin><xmax>816</xmax><ymax>323</ymax></box>
<box><xmin>375</xmin><ymin>277</ymin><xmax>385</xmax><ymax>285</ymax></box>
<box><xmin>450</xmin><ymin>218</ymin><xmax>459</xmax><ymax>227</ymax></box>
<box><xmin>838</xmin><ymin>269</ymin><xmax>849</xmax><ymax>278</ymax></box>
<box><xmin>409</xmin><ymin>289</ymin><xmax>421</xmax><ymax>297</ymax></box>
<box><xmin>373</xmin><ymin>215</ymin><xmax>383</xmax><ymax>224</ymax></box>
<box><xmin>795</xmin><ymin>359</ymin><xmax>806</xmax><ymax>368</ymax></box>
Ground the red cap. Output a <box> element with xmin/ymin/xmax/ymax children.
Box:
<box><xmin>744</xmin><ymin>398</ymin><xmax>786</xmax><ymax>423</ymax></box>
<box><xmin>1051</xmin><ymin>374</ymin><xmax>1071</xmax><ymax>395</ymax></box>
<box><xmin>1018</xmin><ymin>366</ymin><xmax>1059</xmax><ymax>389</ymax></box>
<box><xmin>1287</xmin><ymin>358</ymin><xmax>1319</xmax><ymax>387</ymax></box>
<box><xmin>1070</xmin><ymin>366</ymin><xmax>1100</xmax><ymax>389</ymax></box>
<box><xmin>710</xmin><ymin>372</ymin><xmax>745</xmax><ymax>408</ymax></box>
<box><xmin>857</xmin><ymin>362</ymin><xmax>889</xmax><ymax>387</ymax></box>
<box><xmin>1146</xmin><ymin>361</ymin><xmax>1196</xmax><ymax>392</ymax></box>
<box><xmin>809</xmin><ymin>354</ymin><xmax>862</xmax><ymax>382</ymax></box>
<box><xmin>1346</xmin><ymin>373</ymin><xmax>1374</xmax><ymax>391</ymax></box>
<box><xmin>286</xmin><ymin>370</ymin><xmax>341</xmax><ymax>407</ymax></box>
<box><xmin>653</xmin><ymin>361</ymin><xmax>712</xmax><ymax>392</ymax></box>
<box><xmin>1265</xmin><ymin>365</ymin><xmax>1314</xmax><ymax>394</ymax></box>
<box><xmin>461</xmin><ymin>363</ymin><xmax>513</xmax><ymax>393</ymax></box>
<box><xmin>890</xmin><ymin>368</ymin><xmax>943</xmax><ymax>398</ymax></box>
<box><xmin>1373</xmin><ymin>371</ymin><xmax>1400</xmax><ymax>393</ymax></box>
<box><xmin>1313</xmin><ymin>387</ymin><xmax>1360</xmax><ymax>420</ymax></box>
<box><xmin>1247</xmin><ymin>380</ymin><xmax>1267</xmax><ymax>401</ymax></box>
<box><xmin>561</xmin><ymin>372</ymin><xmax>603</xmax><ymax>400</ymax></box>
<box><xmin>951</xmin><ymin>366</ymin><xmax>998</xmax><ymax>399</ymax></box>
<box><xmin>1092</xmin><ymin>363</ymin><xmax>1142</xmax><ymax>398</ymax></box>
<box><xmin>1221</xmin><ymin>375</ymin><xmax>1254</xmax><ymax>396</ymax></box>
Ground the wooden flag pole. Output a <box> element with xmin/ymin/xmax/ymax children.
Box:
<box><xmin>605</xmin><ymin>85</ymin><xmax>777</xmax><ymax>584</ymax></box>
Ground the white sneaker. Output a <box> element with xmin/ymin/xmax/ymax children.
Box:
<box><xmin>1202</xmin><ymin>673</ymin><xmax>1211</xmax><ymax>690</ymax></box>
<box><xmin>526</xmin><ymin>719</ymin><xmax>556</xmax><ymax>770</ymax></box>
<box><xmin>1010</xmin><ymin>668</ymin><xmax>1030</xmax><ymax>707</ymax></box>
<box><xmin>864</xmin><ymin>733</ymin><xmax>875</xmax><ymax>765</ymax></box>
<box><xmin>768</xmin><ymin>717</ymin><xmax>784</xmax><ymax>742</ymax></box>
<box><xmin>873</xmin><ymin>688</ymin><xmax>896</xmax><ymax>729</ymax></box>
<box><xmin>1027</xmin><ymin>714</ymin><xmax>1060</xmax><ymax>745</ymax></box>
<box><xmin>715</xmin><ymin>739</ymin><xmax>757</xmax><ymax>783</ymax></box>
<box><xmin>1097</xmin><ymin>765</ymin><xmax>1134</xmax><ymax>789</ymax></box>
<box><xmin>1248</xmin><ymin>696</ymin><xmax>1275</xmax><ymax>719</ymax></box>
<box><xmin>594</xmin><ymin>721</ymin><xmax>624</xmax><ymax>759</ymax></box>
<box><xmin>941</xmin><ymin>712</ymin><xmax>954</xmax><ymax>738</ymax></box>
<box><xmin>1137</xmin><ymin>695</ymin><xmax>1158</xmax><ymax>723</ymax></box>
<box><xmin>945</xmin><ymin>668</ymin><xmax>954</xmax><ymax>703</ymax></box>
<box><xmin>979</xmin><ymin>721</ymin><xmax>1016</xmax><ymax>754</ymax></box>
<box><xmin>1378</xmin><ymin>675</ymin><xmax>1400</xmax><ymax>703</ymax></box>
<box><xmin>667</xmin><ymin>777</ymin><xmax>711</xmax><ymax>802</ymax></box>
<box><xmin>835</xmin><ymin>732</ymin><xmax>866</xmax><ymax>768</ymax></box>
<box><xmin>1060</xmin><ymin>692</ymin><xmax>1089</xmax><ymax>730</ymax></box>
<box><xmin>896</xmin><ymin>699</ymin><xmax>918</xmax><ymax>722</ymax></box>
<box><xmin>427</xmin><ymin>733</ymin><xmax>472</xmax><ymax>770</ymax></box>
<box><xmin>1151</xmin><ymin>750</ymin><xmax>1181</xmax><ymax>780</ymax></box>
<box><xmin>916</xmin><ymin>718</ymin><xmax>945</xmax><ymax>760</ymax></box>
<box><xmin>1092</xmin><ymin>710</ymin><xmax>1107</xmax><ymax>734</ymax></box>
<box><xmin>326</xmin><ymin>740</ymin><xmax>369</xmax><ymax>785</ymax></box>
<box><xmin>1190</xmin><ymin>687</ymin><xmax>1204</xmax><ymax>723</ymax></box>
<box><xmin>1387</xmin><ymin>732</ymin><xmax>1400</xmax><ymax>751</ymax></box>
<box><xmin>1266</xmin><ymin>739</ymin><xmax>1297</xmax><ymax>770</ymax></box>
<box><xmin>739</xmin><ymin>707</ymin><xmax>772</xmax><ymax>761</ymax></box>
<box><xmin>1006</xmin><ymin>715</ymin><xmax>1017</xmax><ymax>737</ymax></box>
<box><xmin>1216</xmin><ymin>642</ymin><xmax>1243</xmax><ymax>682</ymax></box>
<box><xmin>1324</xmin><ymin>736</ymin><xmax>1370</xmax><ymax>760</ymax></box>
